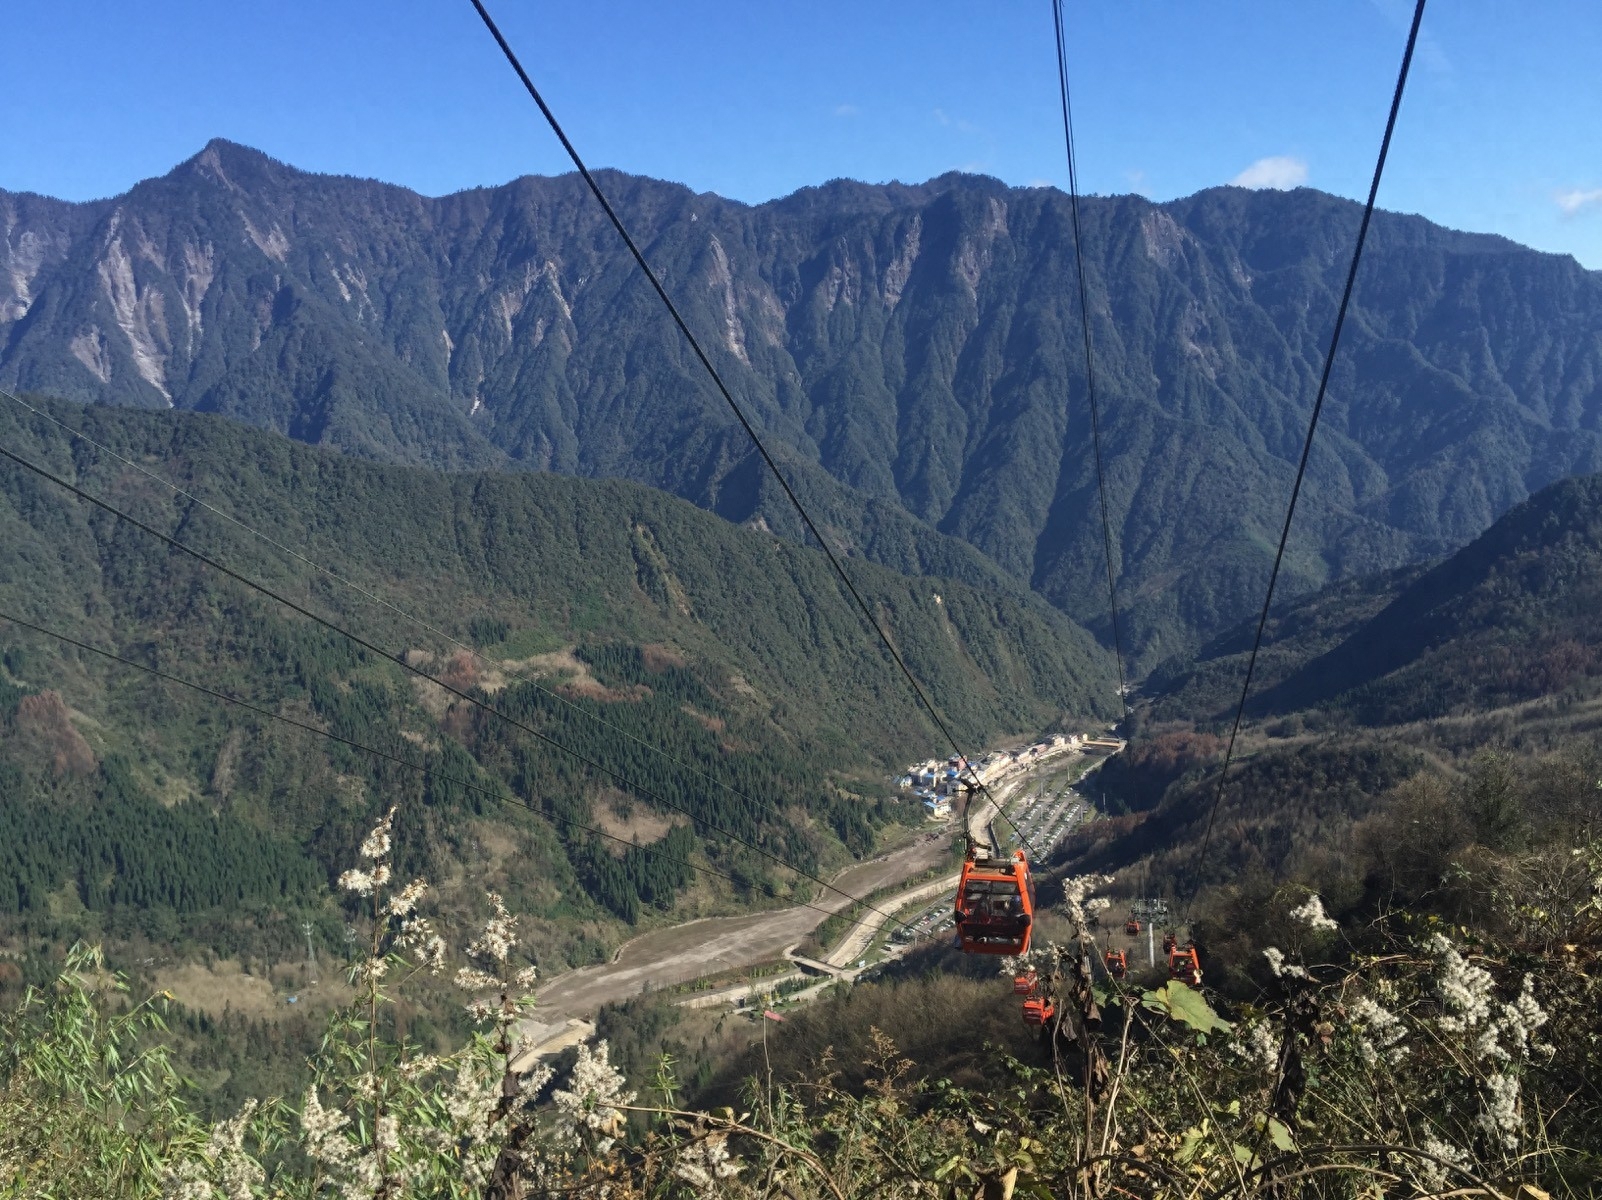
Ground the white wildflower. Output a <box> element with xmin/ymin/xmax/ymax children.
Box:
<box><xmin>341</xmin><ymin>1153</ymin><xmax>382</xmax><ymax>1200</ymax></box>
<box><xmin>519</xmin><ymin>1061</ymin><xmax>555</xmax><ymax>1099</ymax></box>
<box><xmin>1085</xmin><ymin>897</ymin><xmax>1112</xmax><ymax>913</ymax></box>
<box><xmin>673</xmin><ymin>1132</ymin><xmax>744</xmax><ymax>1188</ymax></box>
<box><xmin>1263</xmin><ymin>946</ymin><xmax>1309</xmax><ymax>979</ymax></box>
<box><xmin>397</xmin><ymin>1054</ymin><xmax>443</xmax><ymax>1082</ymax></box>
<box><xmin>160</xmin><ymin>1163</ymin><xmax>215</xmax><ymax>1200</ymax></box>
<box><xmin>360</xmin><ymin>807</ymin><xmax>396</xmax><ymax>861</ymax></box>
<box><xmin>455</xmin><ymin>966</ymin><xmax>502</xmax><ymax>994</ymax></box>
<box><xmin>1474</xmin><ymin>1025</ymin><xmax>1507</xmax><ymax>1063</ymax></box>
<box><xmin>1288</xmin><ymin>893</ymin><xmax>1339</xmax><ymax>932</ymax></box>
<box><xmin>1499</xmin><ymin>974</ymin><xmax>1548</xmax><ymax>1056</ymax></box>
<box><xmin>1428</xmin><ymin>933</ymin><xmax>1494</xmax><ymax>1033</ymax></box>
<box><xmin>207</xmin><ymin>1099</ymin><xmax>263</xmax><ymax>1200</ymax></box>
<box><xmin>514</xmin><ymin>964</ymin><xmax>540</xmax><ymax>991</ymax></box>
<box><xmin>1476</xmin><ymin>1071</ymin><xmax>1521</xmax><ymax>1148</ymax></box>
<box><xmin>444</xmin><ymin>1060</ymin><xmax>501</xmax><ymax>1137</ymax></box>
<box><xmin>1349</xmin><ymin>995</ymin><xmax>1408</xmax><ymax>1066</ymax></box>
<box><xmin>384</xmin><ymin>878</ymin><xmax>428</xmax><ymax>917</ymax></box>
<box><xmin>1415</xmin><ymin>1134</ymin><xmax>1470</xmax><ymax>1193</ymax></box>
<box><xmin>1230</xmin><ymin>1019</ymin><xmax>1278</xmax><ymax>1070</ymax></box>
<box><xmin>375</xmin><ymin>1110</ymin><xmax>399</xmax><ymax>1155</ymax></box>
<box><xmin>553</xmin><ymin>1040</ymin><xmax>635</xmax><ymax>1152</ymax></box>
<box><xmin>1060</xmin><ymin>873</ymin><xmax>1114</xmax><ymax>927</ymax></box>
<box><xmin>468</xmin><ymin>892</ymin><xmax>518</xmax><ymax>965</ymax></box>
<box><xmin>339</xmin><ymin>868</ymin><xmax>376</xmax><ymax>896</ymax></box>
<box><xmin>1004</xmin><ymin>942</ymin><xmax>1063</xmax><ymax>979</ymax></box>
<box><xmin>397</xmin><ymin>921</ymin><xmax>447</xmax><ymax>974</ymax></box>
<box><xmin>300</xmin><ymin>1087</ymin><xmax>354</xmax><ymax>1167</ymax></box>
<box><xmin>350</xmin><ymin>1072</ymin><xmax>383</xmax><ymax>1102</ymax></box>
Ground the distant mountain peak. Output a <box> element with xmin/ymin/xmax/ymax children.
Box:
<box><xmin>179</xmin><ymin>138</ymin><xmax>286</xmax><ymax>189</ymax></box>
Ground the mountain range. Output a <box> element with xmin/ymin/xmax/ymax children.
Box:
<box><xmin>6</xmin><ymin>140</ymin><xmax>1602</xmax><ymax>667</ymax></box>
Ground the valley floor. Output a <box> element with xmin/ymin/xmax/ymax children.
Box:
<box><xmin>522</xmin><ymin>740</ymin><xmax>1121</xmax><ymax>1050</ymax></box>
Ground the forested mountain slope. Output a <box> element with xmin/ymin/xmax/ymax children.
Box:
<box><xmin>1140</xmin><ymin>564</ymin><xmax>1427</xmax><ymax>722</ymax></box>
<box><xmin>1256</xmin><ymin>473</ymin><xmax>1602</xmax><ymax>723</ymax></box>
<box><xmin>7</xmin><ymin>141</ymin><xmax>1602</xmax><ymax>664</ymax></box>
<box><xmin>1143</xmin><ymin>472</ymin><xmax>1602</xmax><ymax>731</ymax></box>
<box><xmin>0</xmin><ymin>397</ymin><xmax>1112</xmax><ymax>960</ymax></box>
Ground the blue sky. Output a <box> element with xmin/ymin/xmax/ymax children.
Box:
<box><xmin>5</xmin><ymin>0</ymin><xmax>1600</xmax><ymax>267</ymax></box>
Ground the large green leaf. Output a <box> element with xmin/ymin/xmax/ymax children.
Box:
<box><xmin>1140</xmin><ymin>981</ymin><xmax>1232</xmax><ymax>1036</ymax></box>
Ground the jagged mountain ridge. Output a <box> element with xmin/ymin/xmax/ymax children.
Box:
<box><xmin>7</xmin><ymin>139</ymin><xmax>1602</xmax><ymax>666</ymax></box>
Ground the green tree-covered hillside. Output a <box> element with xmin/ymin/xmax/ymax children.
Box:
<box><xmin>0</xmin><ymin>396</ymin><xmax>1113</xmax><ymax>961</ymax></box>
<box><xmin>1148</xmin><ymin>473</ymin><xmax>1602</xmax><ymax>727</ymax></box>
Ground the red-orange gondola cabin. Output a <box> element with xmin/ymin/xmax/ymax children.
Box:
<box><xmin>1012</xmin><ymin>971</ymin><xmax>1038</xmax><ymax>995</ymax></box>
<box><xmin>1105</xmin><ymin>949</ymin><xmax>1128</xmax><ymax>979</ymax></box>
<box><xmin>955</xmin><ymin>849</ymin><xmax>1034</xmax><ymax>956</ymax></box>
<box><xmin>1022</xmin><ymin>994</ymin><xmax>1055</xmax><ymax>1026</ymax></box>
<box><xmin>1168</xmin><ymin>945</ymin><xmax>1202</xmax><ymax>987</ymax></box>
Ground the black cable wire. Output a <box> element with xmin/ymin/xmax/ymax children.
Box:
<box><xmin>0</xmin><ymin>608</ymin><xmax>930</xmax><ymax>940</ymax></box>
<box><xmin>0</xmin><ymin>438</ymin><xmax>924</xmax><ymax>930</ymax></box>
<box><xmin>1192</xmin><ymin>0</ymin><xmax>1428</xmax><ymax>883</ymax></box>
<box><xmin>1051</xmin><ymin>0</ymin><xmax>1129</xmax><ymax>723</ymax></box>
<box><xmin>463</xmin><ymin>0</ymin><xmax>1039</xmax><ymax>860</ymax></box>
<box><xmin>0</xmin><ymin>384</ymin><xmax>836</xmax><ymax>870</ymax></box>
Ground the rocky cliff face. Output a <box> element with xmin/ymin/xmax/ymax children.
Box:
<box><xmin>7</xmin><ymin>140</ymin><xmax>1602</xmax><ymax>665</ymax></box>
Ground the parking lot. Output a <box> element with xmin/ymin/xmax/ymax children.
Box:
<box><xmin>999</xmin><ymin>783</ymin><xmax>1087</xmax><ymax>856</ymax></box>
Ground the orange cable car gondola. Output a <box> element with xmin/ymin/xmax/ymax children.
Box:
<box><xmin>1012</xmin><ymin>971</ymin><xmax>1038</xmax><ymax>996</ymax></box>
<box><xmin>1022</xmin><ymin>993</ymin><xmax>1055</xmax><ymax>1026</ymax></box>
<box><xmin>1168</xmin><ymin>944</ymin><xmax>1202</xmax><ymax>987</ymax></box>
<box><xmin>1104</xmin><ymin>949</ymin><xmax>1128</xmax><ymax>979</ymax></box>
<box><xmin>954</xmin><ymin>848</ymin><xmax>1035</xmax><ymax>956</ymax></box>
<box><xmin>1125</xmin><ymin>918</ymin><xmax>1142</xmax><ymax>936</ymax></box>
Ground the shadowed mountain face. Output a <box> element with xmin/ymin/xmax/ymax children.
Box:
<box><xmin>1257</xmin><ymin>473</ymin><xmax>1602</xmax><ymax>724</ymax></box>
<box><xmin>7</xmin><ymin>139</ymin><xmax>1602</xmax><ymax>666</ymax></box>
<box><xmin>1147</xmin><ymin>473</ymin><xmax>1602</xmax><ymax>727</ymax></box>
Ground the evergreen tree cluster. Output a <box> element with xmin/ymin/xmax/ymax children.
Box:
<box><xmin>0</xmin><ymin>757</ymin><xmax>320</xmax><ymax>916</ymax></box>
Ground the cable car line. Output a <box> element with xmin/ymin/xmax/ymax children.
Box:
<box><xmin>0</xmin><ymin>384</ymin><xmax>845</xmax><ymax>869</ymax></box>
<box><xmin>463</xmin><ymin>0</ymin><xmax>1039</xmax><ymax>859</ymax></box>
<box><xmin>1191</xmin><ymin>0</ymin><xmax>1428</xmax><ymax>885</ymax></box>
<box><xmin>0</xmin><ymin>608</ymin><xmax>921</xmax><ymax>938</ymax></box>
<box><xmin>1050</xmin><ymin>0</ymin><xmax>1129</xmax><ymax>721</ymax></box>
<box><xmin>0</xmin><ymin>438</ymin><xmax>925</xmax><ymax>931</ymax></box>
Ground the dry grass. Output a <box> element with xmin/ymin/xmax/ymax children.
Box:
<box><xmin>154</xmin><ymin>958</ymin><xmax>353</xmax><ymax>1020</ymax></box>
<box><xmin>592</xmin><ymin>793</ymin><xmax>685</xmax><ymax>855</ymax></box>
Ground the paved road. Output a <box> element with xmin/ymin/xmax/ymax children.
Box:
<box><xmin>821</xmin><ymin>871</ymin><xmax>961</xmax><ymax>969</ymax></box>
<box><xmin>529</xmin><ymin>831</ymin><xmax>949</xmax><ymax>1021</ymax></box>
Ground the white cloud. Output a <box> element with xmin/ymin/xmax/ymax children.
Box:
<box><xmin>1555</xmin><ymin>187</ymin><xmax>1602</xmax><ymax>217</ymax></box>
<box><xmin>1230</xmin><ymin>156</ymin><xmax>1309</xmax><ymax>190</ymax></box>
<box><xmin>833</xmin><ymin>104</ymin><xmax>858</xmax><ymax>118</ymax></box>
